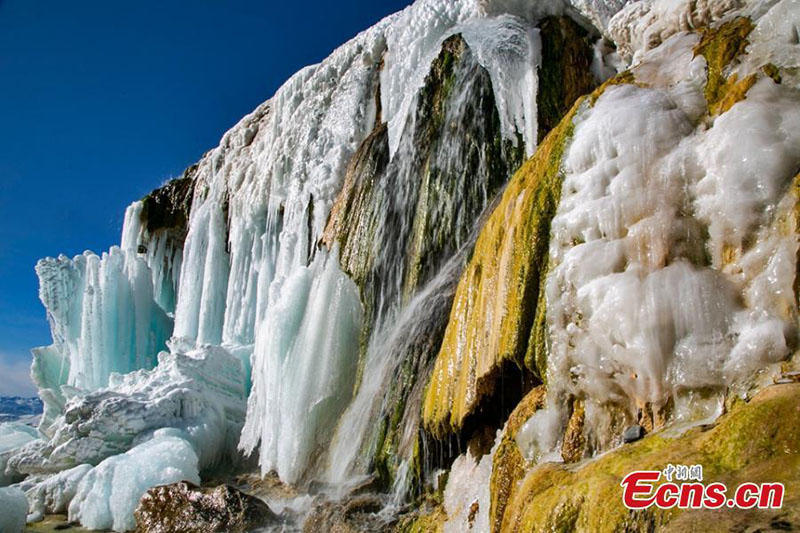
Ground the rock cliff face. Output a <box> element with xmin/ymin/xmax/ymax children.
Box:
<box><xmin>2</xmin><ymin>0</ymin><xmax>799</xmax><ymax>531</ymax></box>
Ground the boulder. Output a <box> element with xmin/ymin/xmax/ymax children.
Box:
<box><xmin>134</xmin><ymin>481</ymin><xmax>278</xmax><ymax>533</ymax></box>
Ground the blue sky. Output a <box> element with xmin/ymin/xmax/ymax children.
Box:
<box><xmin>0</xmin><ymin>0</ymin><xmax>410</xmax><ymax>396</ymax></box>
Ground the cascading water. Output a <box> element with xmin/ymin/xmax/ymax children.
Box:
<box><xmin>322</xmin><ymin>27</ymin><xmax>532</xmax><ymax>490</ymax></box>
<box><xmin>237</xmin><ymin>8</ymin><xmax>542</xmax><ymax>488</ymax></box>
<box><xmin>325</xmin><ymin>221</ymin><xmax>485</xmax><ymax>491</ymax></box>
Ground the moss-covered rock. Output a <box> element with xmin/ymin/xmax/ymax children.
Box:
<box><xmin>762</xmin><ymin>63</ymin><xmax>782</xmax><ymax>84</ymax></box>
<box><xmin>560</xmin><ymin>398</ymin><xmax>586</xmax><ymax>464</ymax></box>
<box><xmin>588</xmin><ymin>70</ymin><xmax>639</xmax><ymax>106</ymax></box>
<box><xmin>711</xmin><ymin>72</ymin><xmax>758</xmax><ymax>115</ymax></box>
<box><xmin>500</xmin><ymin>383</ymin><xmax>800</xmax><ymax>532</ymax></box>
<box><xmin>322</xmin><ymin>33</ymin><xmax>525</xmax><ymax>487</ymax></box>
<box><xmin>393</xmin><ymin>503</ymin><xmax>447</xmax><ymax>533</ymax></box>
<box><xmin>489</xmin><ymin>386</ymin><xmax>546</xmax><ymax>533</ymax></box>
<box><xmin>421</xmin><ymin>64</ymin><xmax>644</xmax><ymax>439</ymax></box>
<box><xmin>693</xmin><ymin>17</ymin><xmax>755</xmax><ymax>115</ymax></box>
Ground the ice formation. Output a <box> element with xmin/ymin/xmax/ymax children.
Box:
<box><xmin>0</xmin><ymin>486</ymin><xmax>28</xmax><ymax>533</ymax></box>
<box><xmin>443</xmin><ymin>454</ymin><xmax>491</xmax><ymax>532</ymax></box>
<box><xmin>243</xmin><ymin>250</ymin><xmax>363</xmax><ymax>484</ymax></box>
<box><xmin>17</xmin><ymin>464</ymin><xmax>92</xmax><ymax>522</ymax></box>
<box><xmin>608</xmin><ymin>0</ymin><xmax>744</xmax><ymax>62</ymax></box>
<box><xmin>442</xmin><ymin>433</ymin><xmax>499</xmax><ymax>533</ymax></box>
<box><xmin>237</xmin><ymin>0</ymin><xmax>547</xmax><ymax>485</ymax></box>
<box><xmin>737</xmin><ymin>0</ymin><xmax>800</xmax><ymax>86</ymax></box>
<box><xmin>68</xmin><ymin>430</ymin><xmax>200</xmax><ymax>531</ymax></box>
<box><xmin>8</xmin><ymin>344</ymin><xmax>247</xmax><ymax>479</ymax></box>
<box><xmin>32</xmin><ymin>243</ymin><xmax>172</xmax><ymax>434</ymax></box>
<box><xmin>326</xmin><ymin>244</ymin><xmax>474</xmax><ymax>488</ymax></box>
<box><xmin>4</xmin><ymin>0</ymin><xmax>800</xmax><ymax>530</ymax></box>
<box><xmin>9</xmin><ymin>0</ymin><xmax>553</xmax><ymax>522</ymax></box>
<box><xmin>519</xmin><ymin>9</ymin><xmax>800</xmax><ymax>458</ymax></box>
<box><xmin>0</xmin><ymin>423</ymin><xmax>38</xmax><ymax>485</ymax></box>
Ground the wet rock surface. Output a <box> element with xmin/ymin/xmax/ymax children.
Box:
<box><xmin>302</xmin><ymin>494</ymin><xmax>393</xmax><ymax>533</ymax></box>
<box><xmin>622</xmin><ymin>425</ymin><xmax>646</xmax><ymax>443</ymax></box>
<box><xmin>133</xmin><ymin>481</ymin><xmax>279</xmax><ymax>533</ymax></box>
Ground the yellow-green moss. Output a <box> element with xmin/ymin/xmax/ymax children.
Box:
<box><xmin>693</xmin><ymin>17</ymin><xmax>755</xmax><ymax>114</ymax></box>
<box><xmin>394</xmin><ymin>505</ymin><xmax>447</xmax><ymax>533</ymax></box>
<box><xmin>524</xmin><ymin>70</ymin><xmax>642</xmax><ymax>380</ymax></box>
<box><xmin>762</xmin><ymin>63</ymin><xmax>782</xmax><ymax>84</ymax></box>
<box><xmin>489</xmin><ymin>387</ymin><xmax>547</xmax><ymax>533</ymax></box>
<box><xmin>560</xmin><ymin>399</ymin><xmax>586</xmax><ymax>463</ymax></box>
<box><xmin>711</xmin><ymin>72</ymin><xmax>758</xmax><ymax>115</ymax></box>
<box><xmin>24</xmin><ymin>515</ymin><xmax>92</xmax><ymax>533</ymax></box>
<box><xmin>525</xmin><ymin>281</ymin><xmax>550</xmax><ymax>382</ymax></box>
<box><xmin>500</xmin><ymin>384</ymin><xmax>800</xmax><ymax>532</ymax></box>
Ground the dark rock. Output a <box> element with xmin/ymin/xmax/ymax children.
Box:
<box><xmin>536</xmin><ymin>16</ymin><xmax>598</xmax><ymax>142</ymax></box>
<box><xmin>468</xmin><ymin>500</ymin><xmax>480</xmax><ymax>525</ymax></box>
<box><xmin>134</xmin><ymin>481</ymin><xmax>278</xmax><ymax>533</ymax></box>
<box><xmin>623</xmin><ymin>425</ymin><xmax>646</xmax><ymax>444</ymax></box>
<box><xmin>140</xmin><ymin>167</ymin><xmax>197</xmax><ymax>237</ymax></box>
<box><xmin>303</xmin><ymin>494</ymin><xmax>394</xmax><ymax>533</ymax></box>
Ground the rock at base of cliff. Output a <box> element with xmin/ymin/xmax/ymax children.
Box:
<box><xmin>133</xmin><ymin>481</ymin><xmax>279</xmax><ymax>533</ymax></box>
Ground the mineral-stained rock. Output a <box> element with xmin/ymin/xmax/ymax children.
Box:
<box><xmin>133</xmin><ymin>481</ymin><xmax>278</xmax><ymax>533</ymax></box>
